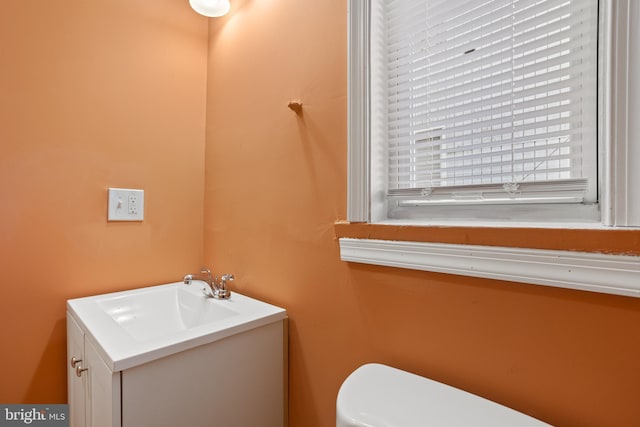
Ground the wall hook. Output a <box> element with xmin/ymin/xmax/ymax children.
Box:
<box><xmin>287</xmin><ymin>100</ymin><xmax>303</xmax><ymax>114</ymax></box>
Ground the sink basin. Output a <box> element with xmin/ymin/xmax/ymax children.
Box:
<box><xmin>67</xmin><ymin>281</ymin><xmax>287</xmax><ymax>371</ymax></box>
<box><xmin>97</xmin><ymin>285</ymin><xmax>238</xmax><ymax>342</ymax></box>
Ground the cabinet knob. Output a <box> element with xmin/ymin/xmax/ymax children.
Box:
<box><xmin>75</xmin><ymin>364</ymin><xmax>88</xmax><ymax>377</ymax></box>
<box><xmin>70</xmin><ymin>356</ymin><xmax>82</xmax><ymax>368</ymax></box>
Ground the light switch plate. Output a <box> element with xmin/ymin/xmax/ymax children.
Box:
<box><xmin>108</xmin><ymin>188</ymin><xmax>144</xmax><ymax>221</ymax></box>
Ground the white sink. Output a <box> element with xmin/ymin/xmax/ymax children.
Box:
<box><xmin>67</xmin><ymin>281</ymin><xmax>287</xmax><ymax>371</ymax></box>
<box><xmin>96</xmin><ymin>285</ymin><xmax>238</xmax><ymax>342</ymax></box>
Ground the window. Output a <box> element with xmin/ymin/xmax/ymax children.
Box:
<box><xmin>348</xmin><ymin>0</ymin><xmax>640</xmax><ymax>227</ymax></box>
<box><xmin>386</xmin><ymin>0</ymin><xmax>597</xmax><ymax>213</ymax></box>
<box><xmin>343</xmin><ymin>0</ymin><xmax>640</xmax><ymax>297</ymax></box>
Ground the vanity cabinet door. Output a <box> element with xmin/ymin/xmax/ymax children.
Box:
<box><xmin>67</xmin><ymin>312</ymin><xmax>121</xmax><ymax>427</ymax></box>
<box><xmin>67</xmin><ymin>315</ymin><xmax>87</xmax><ymax>427</ymax></box>
<box><xmin>84</xmin><ymin>338</ymin><xmax>121</xmax><ymax>427</ymax></box>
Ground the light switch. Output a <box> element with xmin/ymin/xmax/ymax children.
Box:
<box><xmin>108</xmin><ymin>188</ymin><xmax>144</xmax><ymax>221</ymax></box>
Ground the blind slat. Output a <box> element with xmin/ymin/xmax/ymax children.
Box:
<box><xmin>389</xmin><ymin>124</ymin><xmax>586</xmax><ymax>151</ymax></box>
<box><xmin>388</xmin><ymin>62</ymin><xmax>588</xmax><ymax>116</ymax></box>
<box><xmin>388</xmin><ymin>88</ymin><xmax>581</xmax><ymax>125</ymax></box>
<box><xmin>388</xmin><ymin>78</ymin><xmax>586</xmax><ymax>120</ymax></box>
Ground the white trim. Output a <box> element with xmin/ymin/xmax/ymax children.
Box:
<box><xmin>603</xmin><ymin>0</ymin><xmax>640</xmax><ymax>226</ymax></box>
<box><xmin>629</xmin><ymin>0</ymin><xmax>640</xmax><ymax>223</ymax></box>
<box><xmin>339</xmin><ymin>238</ymin><xmax>640</xmax><ymax>298</ymax></box>
<box><xmin>347</xmin><ymin>0</ymin><xmax>370</xmax><ymax>222</ymax></box>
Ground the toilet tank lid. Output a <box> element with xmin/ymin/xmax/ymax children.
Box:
<box><xmin>336</xmin><ymin>363</ymin><xmax>550</xmax><ymax>427</ymax></box>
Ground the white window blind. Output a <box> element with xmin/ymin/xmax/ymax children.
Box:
<box><xmin>385</xmin><ymin>0</ymin><xmax>598</xmax><ymax>206</ymax></box>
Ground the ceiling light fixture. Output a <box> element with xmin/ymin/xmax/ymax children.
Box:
<box><xmin>189</xmin><ymin>0</ymin><xmax>230</xmax><ymax>17</ymax></box>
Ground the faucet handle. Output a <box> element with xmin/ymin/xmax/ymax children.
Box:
<box><xmin>220</xmin><ymin>274</ymin><xmax>234</xmax><ymax>289</ymax></box>
<box><xmin>219</xmin><ymin>274</ymin><xmax>234</xmax><ymax>292</ymax></box>
<box><xmin>209</xmin><ymin>274</ymin><xmax>233</xmax><ymax>300</ymax></box>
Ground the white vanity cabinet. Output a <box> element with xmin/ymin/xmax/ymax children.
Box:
<box><xmin>66</xmin><ymin>283</ymin><xmax>288</xmax><ymax>427</ymax></box>
<box><xmin>120</xmin><ymin>320</ymin><xmax>286</xmax><ymax>426</ymax></box>
<box><xmin>67</xmin><ymin>314</ymin><xmax>121</xmax><ymax>427</ymax></box>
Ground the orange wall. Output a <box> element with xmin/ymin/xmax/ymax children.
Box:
<box><xmin>0</xmin><ymin>0</ymin><xmax>208</xmax><ymax>402</ymax></box>
<box><xmin>204</xmin><ymin>1</ymin><xmax>640</xmax><ymax>426</ymax></box>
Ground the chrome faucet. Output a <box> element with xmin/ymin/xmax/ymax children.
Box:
<box><xmin>183</xmin><ymin>267</ymin><xmax>233</xmax><ymax>299</ymax></box>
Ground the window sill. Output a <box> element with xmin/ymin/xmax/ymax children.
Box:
<box><xmin>336</xmin><ymin>222</ymin><xmax>640</xmax><ymax>298</ymax></box>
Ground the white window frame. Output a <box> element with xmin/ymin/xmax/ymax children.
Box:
<box><xmin>343</xmin><ymin>0</ymin><xmax>640</xmax><ymax>298</ymax></box>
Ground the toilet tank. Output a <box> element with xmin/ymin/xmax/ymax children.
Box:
<box><xmin>337</xmin><ymin>363</ymin><xmax>550</xmax><ymax>427</ymax></box>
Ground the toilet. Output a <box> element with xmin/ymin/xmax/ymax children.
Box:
<box><xmin>337</xmin><ymin>363</ymin><xmax>551</xmax><ymax>426</ymax></box>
